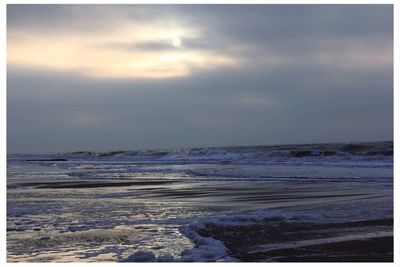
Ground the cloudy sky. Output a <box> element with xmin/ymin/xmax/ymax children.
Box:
<box><xmin>7</xmin><ymin>5</ymin><xmax>393</xmax><ymax>153</ymax></box>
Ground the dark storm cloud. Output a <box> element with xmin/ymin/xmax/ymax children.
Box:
<box><xmin>163</xmin><ymin>5</ymin><xmax>393</xmax><ymax>60</ymax></box>
<box><xmin>181</xmin><ymin>5</ymin><xmax>393</xmax><ymax>41</ymax></box>
<box><xmin>7</xmin><ymin>5</ymin><xmax>393</xmax><ymax>153</ymax></box>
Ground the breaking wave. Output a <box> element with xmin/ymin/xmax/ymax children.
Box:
<box><xmin>10</xmin><ymin>141</ymin><xmax>393</xmax><ymax>166</ymax></box>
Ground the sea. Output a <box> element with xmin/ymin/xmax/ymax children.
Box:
<box><xmin>6</xmin><ymin>141</ymin><xmax>393</xmax><ymax>262</ymax></box>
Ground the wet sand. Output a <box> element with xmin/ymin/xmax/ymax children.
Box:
<box><xmin>8</xmin><ymin>179</ymin><xmax>178</xmax><ymax>189</ymax></box>
<box><xmin>7</xmin><ymin>143</ymin><xmax>393</xmax><ymax>262</ymax></box>
<box><xmin>197</xmin><ymin>218</ymin><xmax>393</xmax><ymax>262</ymax></box>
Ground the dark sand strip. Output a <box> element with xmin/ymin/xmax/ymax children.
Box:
<box><xmin>249</xmin><ymin>236</ymin><xmax>393</xmax><ymax>262</ymax></box>
<box><xmin>233</xmin><ymin>193</ymin><xmax>369</xmax><ymax>202</ymax></box>
<box><xmin>197</xmin><ymin>218</ymin><xmax>393</xmax><ymax>262</ymax></box>
<box><xmin>25</xmin><ymin>159</ymin><xmax>67</xmax><ymax>162</ymax></box>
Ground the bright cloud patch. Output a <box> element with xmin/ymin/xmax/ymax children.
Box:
<box><xmin>7</xmin><ymin>22</ymin><xmax>238</xmax><ymax>79</ymax></box>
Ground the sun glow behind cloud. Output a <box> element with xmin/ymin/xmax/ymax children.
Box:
<box><xmin>7</xmin><ymin>21</ymin><xmax>239</xmax><ymax>79</ymax></box>
<box><xmin>7</xmin><ymin>5</ymin><xmax>393</xmax><ymax>154</ymax></box>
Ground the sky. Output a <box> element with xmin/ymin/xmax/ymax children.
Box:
<box><xmin>7</xmin><ymin>4</ymin><xmax>393</xmax><ymax>153</ymax></box>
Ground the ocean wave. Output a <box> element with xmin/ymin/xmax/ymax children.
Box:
<box><xmin>8</xmin><ymin>141</ymin><xmax>393</xmax><ymax>166</ymax></box>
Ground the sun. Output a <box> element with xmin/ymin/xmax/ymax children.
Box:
<box><xmin>172</xmin><ymin>37</ymin><xmax>182</xmax><ymax>47</ymax></box>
